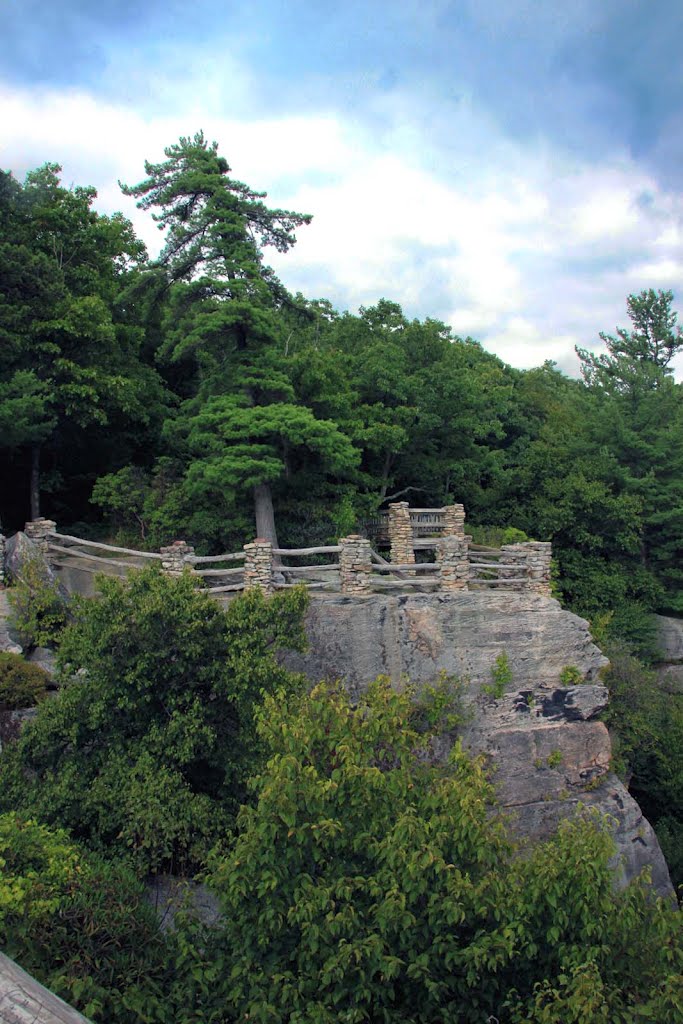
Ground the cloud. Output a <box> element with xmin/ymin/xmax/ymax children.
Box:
<box><xmin>2</xmin><ymin>78</ymin><xmax>683</xmax><ymax>378</ymax></box>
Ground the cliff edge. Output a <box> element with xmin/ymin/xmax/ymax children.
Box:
<box><xmin>283</xmin><ymin>591</ymin><xmax>673</xmax><ymax>897</ymax></box>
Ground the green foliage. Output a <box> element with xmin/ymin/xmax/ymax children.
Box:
<box><xmin>0</xmin><ymin>652</ymin><xmax>51</xmax><ymax>708</ymax></box>
<box><xmin>8</xmin><ymin>557</ymin><xmax>68</xmax><ymax>649</ymax></box>
<box><xmin>469</xmin><ymin>524</ymin><xmax>530</xmax><ymax>547</ymax></box>
<box><xmin>0</xmin><ymin>567</ymin><xmax>308</xmax><ymax>873</ymax></box>
<box><xmin>484</xmin><ymin>651</ymin><xmax>513</xmax><ymax>698</ymax></box>
<box><xmin>0</xmin><ymin>812</ymin><xmax>187</xmax><ymax>1023</ymax></box>
<box><xmin>201</xmin><ymin>682</ymin><xmax>683</xmax><ymax>1023</ymax></box>
<box><xmin>601</xmin><ymin>649</ymin><xmax>683</xmax><ymax>888</ymax></box>
<box><xmin>559</xmin><ymin>665</ymin><xmax>584</xmax><ymax>686</ymax></box>
<box><xmin>546</xmin><ymin>749</ymin><xmax>563</xmax><ymax>769</ymax></box>
<box><xmin>411</xmin><ymin>671</ymin><xmax>469</xmax><ymax>736</ymax></box>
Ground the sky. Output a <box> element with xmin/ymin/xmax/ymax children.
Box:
<box><xmin>2</xmin><ymin>0</ymin><xmax>683</xmax><ymax>376</ymax></box>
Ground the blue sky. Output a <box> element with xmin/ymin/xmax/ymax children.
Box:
<box><xmin>2</xmin><ymin>0</ymin><xmax>683</xmax><ymax>374</ymax></box>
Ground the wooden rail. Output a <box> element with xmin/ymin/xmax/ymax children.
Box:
<box><xmin>0</xmin><ymin>952</ymin><xmax>91</xmax><ymax>1023</ymax></box>
<box><xmin>51</xmin><ymin>533</ymin><xmax>162</xmax><ymax>559</ymax></box>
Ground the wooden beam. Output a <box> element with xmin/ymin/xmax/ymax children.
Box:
<box><xmin>0</xmin><ymin>952</ymin><xmax>92</xmax><ymax>1023</ymax></box>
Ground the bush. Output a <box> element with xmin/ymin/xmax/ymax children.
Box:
<box><xmin>8</xmin><ymin>556</ymin><xmax>69</xmax><ymax>650</ymax></box>
<box><xmin>0</xmin><ymin>567</ymin><xmax>308</xmax><ymax>874</ymax></box>
<box><xmin>559</xmin><ymin>664</ymin><xmax>584</xmax><ymax>686</ymax></box>
<box><xmin>0</xmin><ymin>812</ymin><xmax>178</xmax><ymax>1023</ymax></box>
<box><xmin>203</xmin><ymin>680</ymin><xmax>683</xmax><ymax>1024</ymax></box>
<box><xmin>0</xmin><ymin>651</ymin><xmax>51</xmax><ymax>709</ymax></box>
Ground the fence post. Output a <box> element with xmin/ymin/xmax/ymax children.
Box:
<box><xmin>160</xmin><ymin>540</ymin><xmax>196</xmax><ymax>576</ymax></box>
<box><xmin>339</xmin><ymin>535</ymin><xmax>372</xmax><ymax>595</ymax></box>
<box><xmin>441</xmin><ymin>503</ymin><xmax>466</xmax><ymax>538</ymax></box>
<box><xmin>523</xmin><ymin>541</ymin><xmax>553</xmax><ymax>596</ymax></box>
<box><xmin>499</xmin><ymin>543</ymin><xmax>528</xmax><ymax>591</ymax></box>
<box><xmin>437</xmin><ymin>535</ymin><xmax>469</xmax><ymax>592</ymax></box>
<box><xmin>388</xmin><ymin>502</ymin><xmax>415</xmax><ymax>565</ymax></box>
<box><xmin>24</xmin><ymin>519</ymin><xmax>57</xmax><ymax>564</ymax></box>
<box><xmin>243</xmin><ymin>539</ymin><xmax>274</xmax><ymax>595</ymax></box>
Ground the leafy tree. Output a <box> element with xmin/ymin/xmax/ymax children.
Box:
<box><xmin>577</xmin><ymin>291</ymin><xmax>683</xmax><ymax>612</ymax></box>
<box><xmin>120</xmin><ymin>132</ymin><xmax>358</xmax><ymax>547</ymax></box>
<box><xmin>205</xmin><ymin>679</ymin><xmax>683</xmax><ymax>1023</ymax></box>
<box><xmin>577</xmin><ymin>289</ymin><xmax>683</xmax><ymax>396</ymax></box>
<box><xmin>0</xmin><ymin>164</ymin><xmax>167</xmax><ymax>522</ymax></box>
<box><xmin>0</xmin><ymin>568</ymin><xmax>308</xmax><ymax>872</ymax></box>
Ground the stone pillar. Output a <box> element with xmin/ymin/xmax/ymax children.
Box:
<box><xmin>339</xmin><ymin>535</ymin><xmax>372</xmax><ymax>595</ymax></box>
<box><xmin>243</xmin><ymin>539</ymin><xmax>274</xmax><ymax>595</ymax></box>
<box><xmin>24</xmin><ymin>519</ymin><xmax>57</xmax><ymax>560</ymax></box>
<box><xmin>523</xmin><ymin>541</ymin><xmax>552</xmax><ymax>596</ymax></box>
<box><xmin>499</xmin><ymin>544</ymin><xmax>529</xmax><ymax>591</ymax></box>
<box><xmin>160</xmin><ymin>540</ymin><xmax>196</xmax><ymax>576</ymax></box>
<box><xmin>437</xmin><ymin>535</ymin><xmax>470</xmax><ymax>592</ymax></box>
<box><xmin>388</xmin><ymin>502</ymin><xmax>415</xmax><ymax>565</ymax></box>
<box><xmin>441</xmin><ymin>503</ymin><xmax>466</xmax><ymax>538</ymax></box>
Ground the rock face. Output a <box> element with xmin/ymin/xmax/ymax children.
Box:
<box><xmin>654</xmin><ymin>614</ymin><xmax>683</xmax><ymax>693</ymax></box>
<box><xmin>284</xmin><ymin>592</ymin><xmax>609</xmax><ymax>691</ymax></box>
<box><xmin>284</xmin><ymin>592</ymin><xmax>673</xmax><ymax>897</ymax></box>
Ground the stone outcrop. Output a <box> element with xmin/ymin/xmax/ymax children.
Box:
<box><xmin>284</xmin><ymin>591</ymin><xmax>608</xmax><ymax>691</ymax></box>
<box><xmin>654</xmin><ymin>614</ymin><xmax>683</xmax><ymax>693</ymax></box>
<box><xmin>283</xmin><ymin>591</ymin><xmax>673</xmax><ymax>897</ymax></box>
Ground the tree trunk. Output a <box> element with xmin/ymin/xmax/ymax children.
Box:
<box><xmin>30</xmin><ymin>445</ymin><xmax>41</xmax><ymax>520</ymax></box>
<box><xmin>253</xmin><ymin>482</ymin><xmax>279</xmax><ymax>549</ymax></box>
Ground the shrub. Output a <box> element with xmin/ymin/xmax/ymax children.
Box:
<box><xmin>484</xmin><ymin>651</ymin><xmax>513</xmax><ymax>698</ymax></box>
<box><xmin>0</xmin><ymin>812</ymin><xmax>176</xmax><ymax>1023</ymax></box>
<box><xmin>0</xmin><ymin>651</ymin><xmax>51</xmax><ymax>709</ymax></box>
<box><xmin>559</xmin><ymin>664</ymin><xmax>584</xmax><ymax>686</ymax></box>
<box><xmin>0</xmin><ymin>567</ymin><xmax>308</xmax><ymax>874</ymax></box>
<box><xmin>8</xmin><ymin>556</ymin><xmax>68</xmax><ymax>650</ymax></box>
<box><xmin>203</xmin><ymin>681</ymin><xmax>683</xmax><ymax>1024</ymax></box>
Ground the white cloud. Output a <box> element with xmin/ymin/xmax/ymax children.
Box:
<box><xmin>3</xmin><ymin>80</ymin><xmax>683</xmax><ymax>378</ymax></box>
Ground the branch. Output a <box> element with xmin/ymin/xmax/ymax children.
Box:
<box><xmin>381</xmin><ymin>486</ymin><xmax>428</xmax><ymax>504</ymax></box>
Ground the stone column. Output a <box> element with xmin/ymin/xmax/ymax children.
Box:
<box><xmin>24</xmin><ymin>519</ymin><xmax>57</xmax><ymax>561</ymax></box>
<box><xmin>523</xmin><ymin>541</ymin><xmax>553</xmax><ymax>596</ymax></box>
<box><xmin>441</xmin><ymin>503</ymin><xmax>466</xmax><ymax>538</ymax></box>
<box><xmin>243</xmin><ymin>539</ymin><xmax>274</xmax><ymax>595</ymax></box>
<box><xmin>388</xmin><ymin>502</ymin><xmax>415</xmax><ymax>565</ymax></box>
<box><xmin>160</xmin><ymin>540</ymin><xmax>196</xmax><ymax>576</ymax></box>
<box><xmin>339</xmin><ymin>535</ymin><xmax>372</xmax><ymax>595</ymax></box>
<box><xmin>499</xmin><ymin>543</ymin><xmax>529</xmax><ymax>591</ymax></box>
<box><xmin>437</xmin><ymin>535</ymin><xmax>470</xmax><ymax>592</ymax></box>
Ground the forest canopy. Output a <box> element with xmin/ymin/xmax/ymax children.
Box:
<box><xmin>2</xmin><ymin>133</ymin><xmax>683</xmax><ymax>629</ymax></box>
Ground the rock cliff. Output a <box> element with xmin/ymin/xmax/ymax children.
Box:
<box><xmin>284</xmin><ymin>592</ymin><xmax>673</xmax><ymax>897</ymax></box>
<box><xmin>654</xmin><ymin>613</ymin><xmax>683</xmax><ymax>693</ymax></box>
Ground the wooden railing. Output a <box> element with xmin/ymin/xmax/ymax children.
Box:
<box><xmin>47</xmin><ymin>533</ymin><xmax>162</xmax><ymax>577</ymax></box>
<box><xmin>365</xmin><ymin>507</ymin><xmax>446</xmax><ymax>543</ymax></box>
<box><xmin>186</xmin><ymin>550</ymin><xmax>246</xmax><ymax>594</ymax></box>
<box><xmin>27</xmin><ymin>517</ymin><xmax>550</xmax><ymax>599</ymax></box>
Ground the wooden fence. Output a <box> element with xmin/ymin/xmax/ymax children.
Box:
<box><xmin>37</xmin><ymin>531</ymin><xmax>550</xmax><ymax>598</ymax></box>
<box><xmin>13</xmin><ymin>510</ymin><xmax>551</xmax><ymax>599</ymax></box>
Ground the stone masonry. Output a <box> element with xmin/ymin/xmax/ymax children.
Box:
<box><xmin>339</xmin><ymin>536</ymin><xmax>372</xmax><ymax>595</ymax></box>
<box><xmin>24</xmin><ymin>519</ymin><xmax>57</xmax><ymax>559</ymax></box>
<box><xmin>160</xmin><ymin>540</ymin><xmax>195</xmax><ymax>576</ymax></box>
<box><xmin>437</xmin><ymin>535</ymin><xmax>470</xmax><ymax>591</ymax></box>
<box><xmin>243</xmin><ymin>539</ymin><xmax>274</xmax><ymax>595</ymax></box>
<box><xmin>441</xmin><ymin>503</ymin><xmax>466</xmax><ymax>538</ymax></box>
<box><xmin>500</xmin><ymin>542</ymin><xmax>552</xmax><ymax>596</ymax></box>
<box><xmin>388</xmin><ymin>502</ymin><xmax>415</xmax><ymax>565</ymax></box>
<box><xmin>524</xmin><ymin>541</ymin><xmax>553</xmax><ymax>596</ymax></box>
